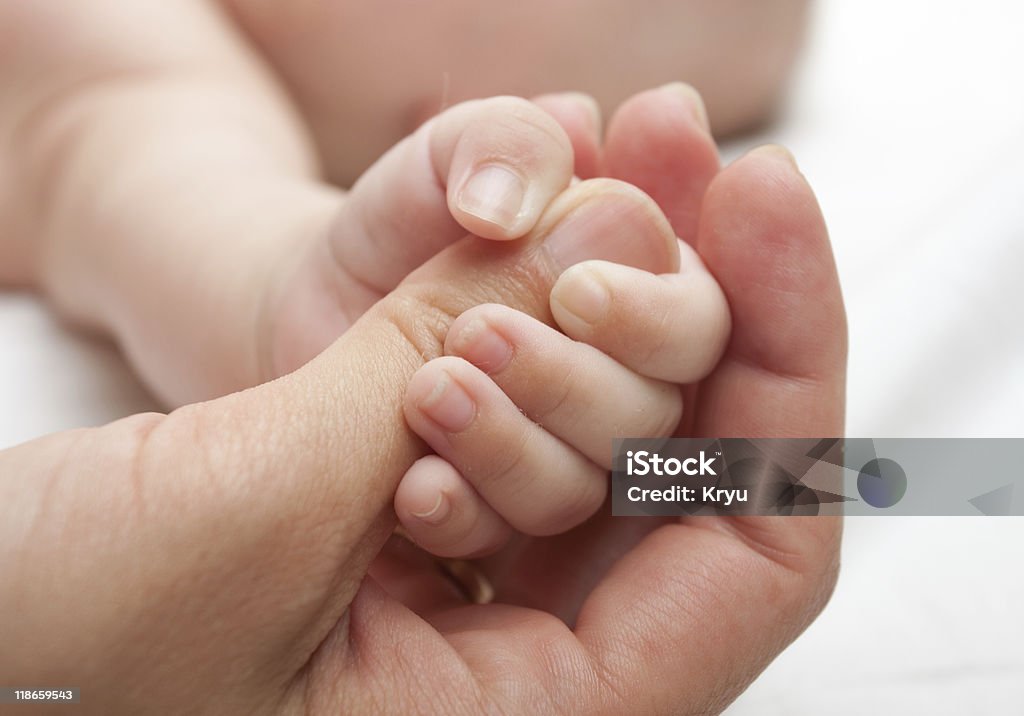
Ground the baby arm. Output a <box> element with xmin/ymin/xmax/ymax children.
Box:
<box><xmin>1</xmin><ymin>0</ymin><xmax>595</xmax><ymax>405</ymax></box>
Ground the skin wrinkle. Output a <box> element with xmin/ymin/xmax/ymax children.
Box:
<box><xmin>134</xmin><ymin>403</ymin><xmax>356</xmax><ymax>704</ymax></box>
<box><xmin>637</xmin><ymin>289</ymin><xmax>678</xmax><ymax>368</ymax></box>
<box><xmin>121</xmin><ymin>413</ymin><xmax>165</xmax><ymax>523</ymax></box>
<box><xmin>578</xmin><ymin>522</ymin><xmax>789</xmax><ymax>713</ymax></box>
<box><xmin>324</xmin><ymin>212</ymin><xmax>389</xmax><ymax>314</ymax></box>
<box><xmin>377</xmin><ymin>291</ymin><xmax>461</xmax><ymax>364</ymax></box>
<box><xmin>339</xmin><ymin>180</ymin><xmax>419</xmax><ymax>294</ymax></box>
<box><xmin>473</xmin><ymin>419</ymin><xmax>537</xmax><ymax>496</ymax></box>
<box><xmin>337</xmin><ymin>589</ymin><xmax>465</xmax><ymax>716</ymax></box>
<box><xmin>532</xmin><ymin>627</ymin><xmax>605</xmax><ymax>713</ymax></box>
<box><xmin>535</xmin><ymin>353</ymin><xmax>584</xmax><ymax>427</ymax></box>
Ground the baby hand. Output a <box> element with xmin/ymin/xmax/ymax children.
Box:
<box><xmin>395</xmin><ymin>244</ymin><xmax>729</xmax><ymax>557</ymax></box>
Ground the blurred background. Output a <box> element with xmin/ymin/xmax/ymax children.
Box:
<box><xmin>726</xmin><ymin>0</ymin><xmax>1024</xmax><ymax>712</ymax></box>
<box><xmin>1</xmin><ymin>0</ymin><xmax>1022</xmax><ymax>712</ymax></box>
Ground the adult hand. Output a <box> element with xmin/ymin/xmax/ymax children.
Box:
<box><xmin>374</xmin><ymin>87</ymin><xmax>847</xmax><ymax>714</ymax></box>
<box><xmin>0</xmin><ymin>86</ymin><xmax>845</xmax><ymax>716</ymax></box>
<box><xmin>456</xmin><ymin>88</ymin><xmax>848</xmax><ymax>715</ymax></box>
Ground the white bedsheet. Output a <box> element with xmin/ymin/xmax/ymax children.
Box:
<box><xmin>1</xmin><ymin>0</ymin><xmax>1022</xmax><ymax>711</ymax></box>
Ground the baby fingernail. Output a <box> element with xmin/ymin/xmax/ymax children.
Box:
<box><xmin>410</xmin><ymin>491</ymin><xmax>451</xmax><ymax>524</ymax></box>
<box><xmin>419</xmin><ymin>371</ymin><xmax>476</xmax><ymax>433</ymax></box>
<box><xmin>551</xmin><ymin>266</ymin><xmax>609</xmax><ymax>326</ymax></box>
<box><xmin>457</xmin><ymin>164</ymin><xmax>526</xmax><ymax>231</ymax></box>
<box><xmin>448</xmin><ymin>318</ymin><xmax>512</xmax><ymax>373</ymax></box>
